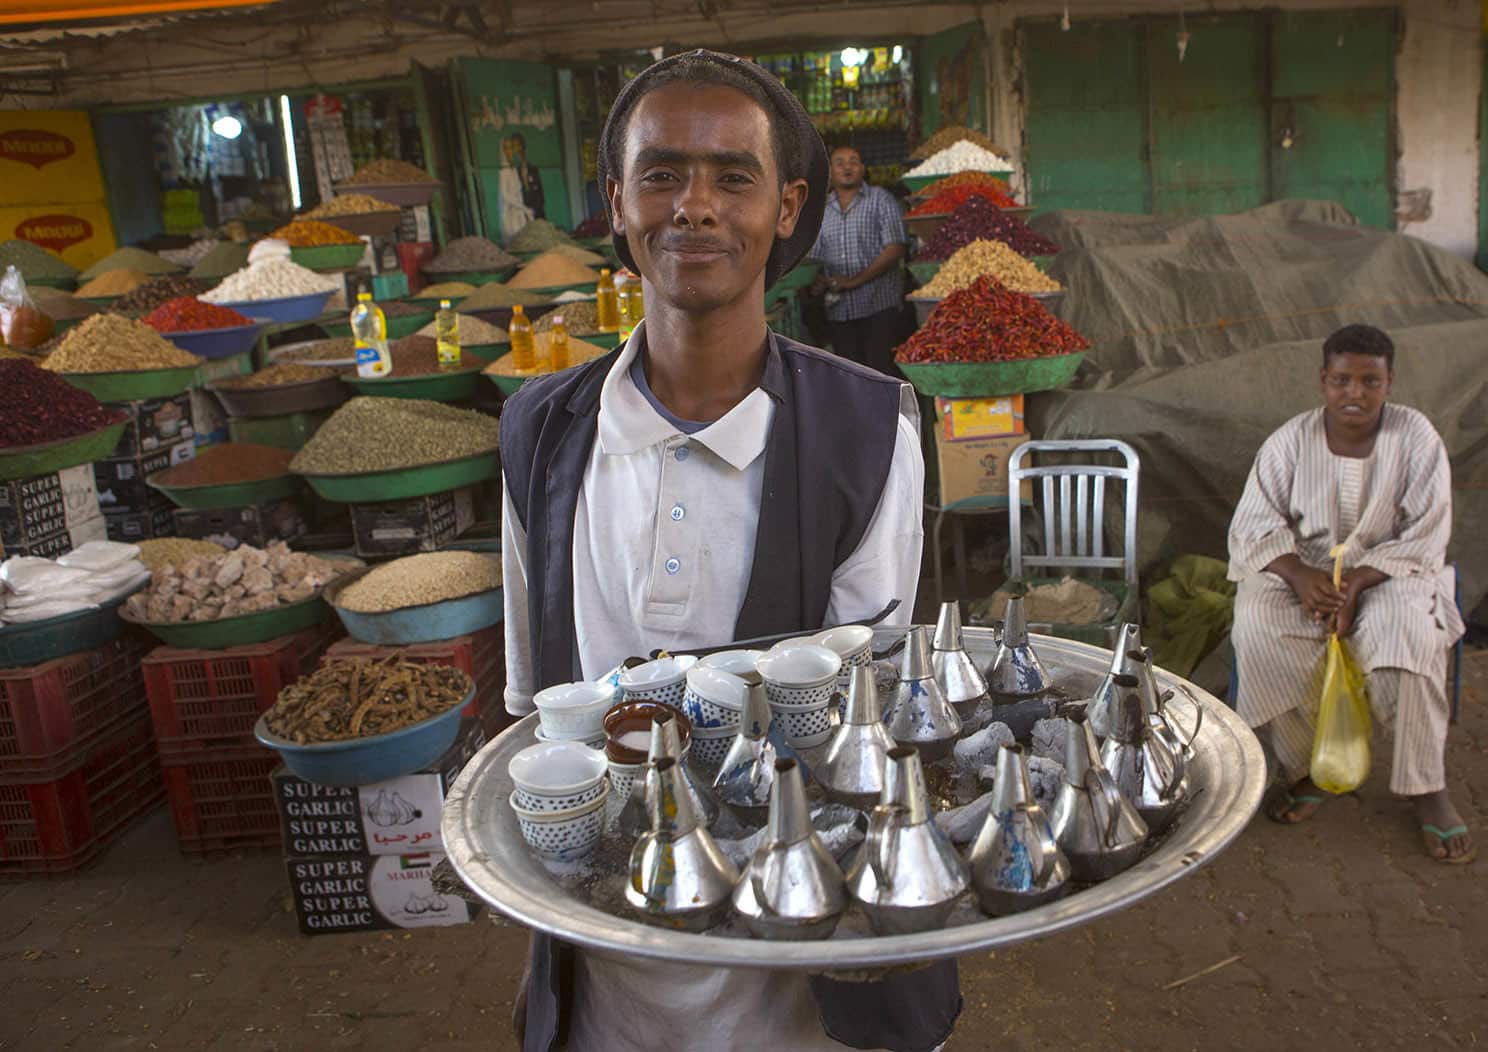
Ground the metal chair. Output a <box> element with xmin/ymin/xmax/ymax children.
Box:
<box><xmin>1006</xmin><ymin>439</ymin><xmax>1141</xmax><ymax>645</ymax></box>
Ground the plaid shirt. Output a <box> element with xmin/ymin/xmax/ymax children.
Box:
<box><xmin>809</xmin><ymin>184</ymin><xmax>908</xmax><ymax>322</ymax></box>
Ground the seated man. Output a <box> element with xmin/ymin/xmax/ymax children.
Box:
<box><xmin>1228</xmin><ymin>323</ymin><xmax>1472</xmax><ymax>863</ymax></box>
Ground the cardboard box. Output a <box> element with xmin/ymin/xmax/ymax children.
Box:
<box><xmin>173</xmin><ymin>497</ymin><xmax>309</xmax><ymax>549</ymax></box>
<box><xmin>103</xmin><ymin>498</ymin><xmax>174</xmax><ymax>542</ymax></box>
<box><xmin>0</xmin><ymin>463</ymin><xmax>102</xmax><ymax>549</ymax></box>
<box><xmin>934</xmin><ymin>432</ymin><xmax>1031</xmax><ymax>506</ymax></box>
<box><xmin>106</xmin><ymin>392</ymin><xmax>195</xmax><ymax>458</ymax></box>
<box><xmin>349</xmin><ymin>486</ymin><xmax>475</xmax><ymax>558</ymax></box>
<box><xmin>4</xmin><ymin>512</ymin><xmax>107</xmax><ymax>559</ymax></box>
<box><xmin>936</xmin><ymin>396</ymin><xmax>1026</xmax><ymax>442</ymax></box>
<box><xmin>93</xmin><ymin>438</ymin><xmax>195</xmax><ymax>513</ymax></box>
<box><xmin>272</xmin><ymin>720</ymin><xmax>483</xmax><ymax>858</ymax></box>
<box><xmin>284</xmin><ymin>851</ymin><xmax>480</xmax><ymax>934</ymax></box>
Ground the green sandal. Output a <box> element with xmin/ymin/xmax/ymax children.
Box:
<box><xmin>1267</xmin><ymin>789</ymin><xmax>1326</xmax><ymax>825</ymax></box>
<box><xmin>1420</xmin><ymin>824</ymin><xmax>1477</xmax><ymax>865</ymax></box>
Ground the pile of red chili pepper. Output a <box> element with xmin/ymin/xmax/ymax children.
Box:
<box><xmin>571</xmin><ymin>213</ymin><xmax>610</xmax><ymax>238</ymax></box>
<box><xmin>894</xmin><ymin>276</ymin><xmax>1088</xmax><ymax>365</ymax></box>
<box><xmin>0</xmin><ymin>358</ymin><xmax>122</xmax><ymax>448</ymax></box>
<box><xmin>915</xmin><ymin>172</ymin><xmax>1013</xmax><ymax>198</ymax></box>
<box><xmin>908</xmin><ymin>183</ymin><xmax>1018</xmax><ymax>216</ymax></box>
<box><xmin>914</xmin><ymin>197</ymin><xmax>1060</xmax><ymax>261</ymax></box>
<box><xmin>142</xmin><ymin>297</ymin><xmax>253</xmax><ymax>333</ymax></box>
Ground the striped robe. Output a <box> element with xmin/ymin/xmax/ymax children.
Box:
<box><xmin>1227</xmin><ymin>406</ymin><xmax>1464</xmax><ymax>788</ymax></box>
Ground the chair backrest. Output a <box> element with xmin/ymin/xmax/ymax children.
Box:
<box><xmin>1008</xmin><ymin>439</ymin><xmax>1140</xmax><ymax>591</ymax></box>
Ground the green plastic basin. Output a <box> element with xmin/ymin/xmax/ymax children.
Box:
<box><xmin>419</xmin><ymin>268</ymin><xmax>516</xmax><ymax>286</ymax></box>
<box><xmin>122</xmin><ymin>592</ymin><xmax>332</xmax><ymax>649</ymax></box>
<box><xmin>147</xmin><ymin>471</ymin><xmax>301</xmax><ymax>510</ymax></box>
<box><xmin>58</xmin><ymin>364</ymin><xmax>199</xmax><ymax>403</ymax></box>
<box><xmin>340</xmin><ymin>358</ymin><xmax>490</xmax><ymax>402</ymax></box>
<box><xmin>896</xmin><ymin>351</ymin><xmax>1087</xmax><ymax>398</ymax></box>
<box><xmin>0</xmin><ymin>416</ymin><xmax>127</xmax><ymax>482</ymax></box>
<box><xmin>290</xmin><ymin>244</ymin><xmax>366</xmax><ymax>271</ymax></box>
<box><xmin>296</xmin><ymin>450</ymin><xmax>498</xmax><ymax>503</ymax></box>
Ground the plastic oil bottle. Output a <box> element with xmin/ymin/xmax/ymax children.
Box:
<box><xmin>509</xmin><ymin>303</ymin><xmax>538</xmax><ymax>375</ymax></box>
<box><xmin>617</xmin><ymin>276</ymin><xmax>635</xmax><ymax>344</ymax></box>
<box><xmin>351</xmin><ymin>292</ymin><xmax>391</xmax><ymax>378</ymax></box>
<box><xmin>435</xmin><ymin>299</ymin><xmax>460</xmax><ymax>371</ymax></box>
<box><xmin>596</xmin><ymin>267</ymin><xmax>621</xmax><ymax>333</ymax></box>
<box><xmin>548</xmin><ymin>314</ymin><xmax>570</xmax><ymax>371</ymax></box>
<box><xmin>625</xmin><ymin>274</ymin><xmax>645</xmax><ymax>327</ymax></box>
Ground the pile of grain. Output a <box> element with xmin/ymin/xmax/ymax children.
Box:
<box><xmin>79</xmin><ymin>247</ymin><xmax>181</xmax><ymax>281</ymax></box>
<box><xmin>190</xmin><ymin>242</ymin><xmax>252</xmax><ymax>280</ymax></box>
<box><xmin>30</xmin><ymin>286</ymin><xmax>100</xmax><ymax>322</ymax></box>
<box><xmin>336</xmin><ymin>551</ymin><xmax>500</xmax><ymax>612</ymax></box>
<box><xmin>266</xmin><ymin>220</ymin><xmax>361</xmax><ymax>247</ymax></box>
<box><xmin>424</xmin><ymin>236</ymin><xmax>519</xmax><ymax>273</ymax></box>
<box><xmin>484</xmin><ymin>335</ymin><xmax>609</xmax><ymax>376</ymax></box>
<box><xmin>290</xmin><ymin>397</ymin><xmax>499</xmax><ymax>475</ymax></box>
<box><xmin>40</xmin><ymin>314</ymin><xmax>201</xmax><ymax>373</ymax></box>
<box><xmin>345</xmin><ymin>159</ymin><xmax>436</xmax><ymax>184</ymax></box>
<box><xmin>216</xmin><ymin>362</ymin><xmax>332</xmax><ymax>388</ymax></box>
<box><xmin>416</xmin><ymin>314</ymin><xmax>508</xmax><ymax>344</ymax></box>
<box><xmin>506</xmin><ymin>219</ymin><xmax>575</xmax><ymax>254</ymax></box>
<box><xmin>303</xmin><ymin>194</ymin><xmax>399</xmax><ymax>219</ymax></box>
<box><xmin>533</xmin><ymin>300</ymin><xmax>600</xmax><ymax>336</ymax></box>
<box><xmin>136</xmin><ymin>538</ymin><xmax>226</xmax><ymax>573</ymax></box>
<box><xmin>109</xmin><ymin>274</ymin><xmax>210</xmax><ymax>315</ymax></box>
<box><xmin>75</xmin><ymin>270</ymin><xmax>150</xmax><ymax>298</ymax></box>
<box><xmin>0</xmin><ymin>239</ymin><xmax>76</xmax><ymax>281</ymax></box>
<box><xmin>911</xmin><ymin>240</ymin><xmax>1060</xmax><ymax>298</ymax></box>
<box><xmin>276</xmin><ymin>337</ymin><xmax>356</xmax><ymax>364</ymax></box>
<box><xmin>202</xmin><ymin>259</ymin><xmax>339</xmax><ymax>303</ymax></box>
<box><xmin>460</xmin><ymin>283</ymin><xmax>554</xmax><ymax>310</ymax></box>
<box><xmin>416</xmin><ymin>281</ymin><xmax>476</xmax><ymax>301</ymax></box>
<box><xmin>910</xmin><ymin>126</ymin><xmax>1011</xmax><ymax>162</ymax></box>
<box><xmin>508</xmin><ymin>251</ymin><xmax>601</xmax><ymax>290</ymax></box>
<box><xmin>550</xmin><ymin>244</ymin><xmax>607</xmax><ymax>267</ymax></box>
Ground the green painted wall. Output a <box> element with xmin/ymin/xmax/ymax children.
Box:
<box><xmin>1482</xmin><ymin>46</ymin><xmax>1488</xmax><ymax>271</ymax></box>
<box><xmin>919</xmin><ymin>23</ymin><xmax>987</xmax><ymax>138</ymax></box>
<box><xmin>1022</xmin><ymin>8</ymin><xmax>1397</xmax><ymax>226</ymax></box>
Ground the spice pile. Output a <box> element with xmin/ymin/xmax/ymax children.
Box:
<box><xmin>150</xmin><ymin>443</ymin><xmax>293</xmax><ymax>487</ymax></box>
<box><xmin>460</xmin><ymin>283</ymin><xmax>553</xmax><ymax>310</ymax></box>
<box><xmin>896</xmin><ymin>276</ymin><xmax>1088</xmax><ymax>364</ymax></box>
<box><xmin>30</xmin><ymin>286</ymin><xmax>99</xmax><ymax>322</ymax></box>
<box><xmin>79</xmin><ymin>247</ymin><xmax>181</xmax><ymax>281</ymax></box>
<box><xmin>911</xmin><ymin>241</ymin><xmax>1060</xmax><ymax>298</ymax></box>
<box><xmin>217</xmin><ymin>362</ymin><xmax>333</xmax><ymax>388</ymax></box>
<box><xmin>377</xmin><ymin>335</ymin><xmax>483</xmax><ymax>377</ymax></box>
<box><xmin>291</xmin><ymin>397</ymin><xmax>499</xmax><ymax>475</ymax></box>
<box><xmin>266</xmin><ymin>220</ymin><xmax>360</xmax><ymax>247</ymax></box>
<box><xmin>909</xmin><ymin>182</ymin><xmax>1018</xmax><ymax>216</ymax></box>
<box><xmin>0</xmin><ymin>359</ymin><xmax>121</xmax><ymax>448</ymax></box>
<box><xmin>416</xmin><ymin>314</ymin><xmax>507</xmax><ymax>344</ymax></box>
<box><xmin>425</xmin><ymin>236</ymin><xmax>519</xmax><ymax>273</ymax></box>
<box><xmin>507</xmin><ymin>219</ymin><xmax>577</xmax><ymax>254</ymax></box>
<box><xmin>905</xmin><ymin>140</ymin><xmax>1015</xmax><ymax>178</ymax></box>
<box><xmin>143</xmin><ymin>297</ymin><xmax>253</xmax><ymax>332</ymax></box>
<box><xmin>158</xmin><ymin>239</ymin><xmax>220</xmax><ymax>269</ymax></box>
<box><xmin>40</xmin><ymin>314</ymin><xmax>202</xmax><ymax>373</ymax></box>
<box><xmin>1</xmin><ymin>542</ymin><xmax>148</xmax><ymax>624</ymax></box>
<box><xmin>303</xmin><ymin>194</ymin><xmax>399</xmax><ymax>219</ymax></box>
<box><xmin>508</xmin><ymin>251</ymin><xmax>600</xmax><ymax>290</ymax></box>
<box><xmin>415</xmin><ymin>281</ymin><xmax>475</xmax><ymax>301</ymax></box>
<box><xmin>202</xmin><ymin>259</ymin><xmax>339</xmax><ymax>303</ymax></box>
<box><xmin>75</xmin><ymin>269</ymin><xmax>150</xmax><ymax>298</ymax></box>
<box><xmin>190</xmin><ymin>242</ymin><xmax>252</xmax><ymax>280</ymax></box>
<box><xmin>0</xmin><ymin>240</ymin><xmax>77</xmax><ymax>283</ymax></box>
<box><xmin>264</xmin><ymin>658</ymin><xmax>471</xmax><ymax>743</ymax></box>
<box><xmin>136</xmin><ymin>538</ymin><xmax>226</xmax><ymax>573</ymax></box>
<box><xmin>336</xmin><ymin>551</ymin><xmax>500</xmax><ymax>613</ymax></box>
<box><xmin>915</xmin><ymin>197</ymin><xmax>1059</xmax><ymax>261</ymax></box>
<box><xmin>345</xmin><ymin>158</ymin><xmax>436</xmax><ymax>184</ymax></box>
<box><xmin>124</xmin><ymin>541</ymin><xmax>347</xmax><ymax>623</ymax></box>
<box><xmin>533</xmin><ymin>300</ymin><xmax>599</xmax><ymax>336</ymax></box>
<box><xmin>910</xmin><ymin>126</ymin><xmax>1010</xmax><ymax>162</ymax></box>
<box><xmin>275</xmin><ymin>337</ymin><xmax>356</xmax><ymax>364</ymax></box>
<box><xmin>109</xmin><ymin>275</ymin><xmax>211</xmax><ymax>315</ymax></box>
<box><xmin>484</xmin><ymin>335</ymin><xmax>608</xmax><ymax>377</ymax></box>
<box><xmin>915</xmin><ymin>172</ymin><xmax>1014</xmax><ymax>199</ymax></box>
<box><xmin>550</xmin><ymin>244</ymin><xmax>607</xmax><ymax>267</ymax></box>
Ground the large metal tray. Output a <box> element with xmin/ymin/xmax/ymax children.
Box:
<box><xmin>442</xmin><ymin>628</ymin><xmax>1265</xmax><ymax>970</ymax></box>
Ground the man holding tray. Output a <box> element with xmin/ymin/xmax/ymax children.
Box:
<box><xmin>499</xmin><ymin>49</ymin><xmax>956</xmax><ymax>1052</ymax></box>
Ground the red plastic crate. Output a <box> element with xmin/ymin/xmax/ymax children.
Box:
<box><xmin>323</xmin><ymin>623</ymin><xmax>508</xmax><ymax>734</ymax></box>
<box><xmin>160</xmin><ymin>745</ymin><xmax>281</xmax><ymax>855</ymax></box>
<box><xmin>0</xmin><ymin>713</ymin><xmax>163</xmax><ymax>876</ymax></box>
<box><xmin>0</xmin><ymin>634</ymin><xmax>150</xmax><ymax>774</ymax></box>
<box><xmin>143</xmin><ymin>619</ymin><xmax>344</xmax><ymax>755</ymax></box>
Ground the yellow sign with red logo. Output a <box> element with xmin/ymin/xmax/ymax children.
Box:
<box><xmin>0</xmin><ymin>110</ymin><xmax>115</xmax><ymax>268</ymax></box>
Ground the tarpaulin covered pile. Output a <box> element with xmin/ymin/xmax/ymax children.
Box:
<box><xmin>1026</xmin><ymin>200</ymin><xmax>1488</xmax><ymax>616</ymax></box>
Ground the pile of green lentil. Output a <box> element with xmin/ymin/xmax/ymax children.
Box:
<box><xmin>506</xmin><ymin>219</ymin><xmax>576</xmax><ymax>254</ymax></box>
<box><xmin>79</xmin><ymin>247</ymin><xmax>181</xmax><ymax>281</ymax></box>
<box><xmin>335</xmin><ymin>551</ymin><xmax>501</xmax><ymax>613</ymax></box>
<box><xmin>533</xmin><ymin>300</ymin><xmax>600</xmax><ymax>336</ymax></box>
<box><xmin>459</xmin><ymin>282</ymin><xmax>554</xmax><ymax>310</ymax></box>
<box><xmin>189</xmin><ymin>242</ymin><xmax>252</xmax><ymax>280</ymax></box>
<box><xmin>0</xmin><ymin>240</ymin><xmax>77</xmax><ymax>282</ymax></box>
<box><xmin>290</xmin><ymin>396</ymin><xmax>499</xmax><ymax>475</ymax></box>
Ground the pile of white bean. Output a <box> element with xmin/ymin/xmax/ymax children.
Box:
<box><xmin>202</xmin><ymin>258</ymin><xmax>339</xmax><ymax>303</ymax></box>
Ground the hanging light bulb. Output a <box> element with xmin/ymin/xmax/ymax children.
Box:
<box><xmin>891</xmin><ymin>44</ymin><xmax>903</xmax><ymax>64</ymax></box>
<box><xmin>211</xmin><ymin>114</ymin><xmax>243</xmax><ymax>140</ymax></box>
<box><xmin>840</xmin><ymin>47</ymin><xmax>866</xmax><ymax>68</ymax></box>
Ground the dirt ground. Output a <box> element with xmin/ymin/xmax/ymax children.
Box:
<box><xmin>1</xmin><ymin>650</ymin><xmax>1484</xmax><ymax>1052</ymax></box>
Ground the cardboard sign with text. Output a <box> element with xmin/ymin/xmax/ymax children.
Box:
<box><xmin>935</xmin><ymin>395</ymin><xmax>1025</xmax><ymax>442</ymax></box>
<box><xmin>934</xmin><ymin>432</ymin><xmax>1031</xmax><ymax>506</ymax></box>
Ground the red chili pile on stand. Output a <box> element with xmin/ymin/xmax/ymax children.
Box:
<box><xmin>0</xmin><ymin>358</ymin><xmax>122</xmax><ymax>448</ymax></box>
<box><xmin>142</xmin><ymin>297</ymin><xmax>253</xmax><ymax>333</ymax></box>
<box><xmin>908</xmin><ymin>183</ymin><xmax>1018</xmax><ymax>216</ymax></box>
<box><xmin>571</xmin><ymin>214</ymin><xmax>610</xmax><ymax>238</ymax></box>
<box><xmin>894</xmin><ymin>276</ymin><xmax>1089</xmax><ymax>364</ymax></box>
<box><xmin>914</xmin><ymin>197</ymin><xmax>1060</xmax><ymax>261</ymax></box>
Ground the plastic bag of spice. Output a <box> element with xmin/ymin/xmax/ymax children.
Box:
<box><xmin>0</xmin><ymin>265</ymin><xmax>54</xmax><ymax>351</ymax></box>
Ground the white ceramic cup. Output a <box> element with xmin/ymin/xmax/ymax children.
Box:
<box><xmin>682</xmin><ymin>666</ymin><xmax>748</xmax><ymax>731</ymax></box>
<box><xmin>812</xmin><ymin>625</ymin><xmax>874</xmax><ymax>669</ymax></box>
<box><xmin>757</xmin><ymin>644</ymin><xmax>841</xmax><ymax>713</ymax></box>
<box><xmin>508</xmin><ymin>740</ymin><xmax>607</xmax><ymax>807</ymax></box>
<box><xmin>695</xmin><ymin>649</ymin><xmax>764</xmax><ymax>678</ymax></box>
<box><xmin>534</xmin><ymin>681</ymin><xmax>615</xmax><ymax>741</ymax></box>
<box><xmin>617</xmin><ymin>655</ymin><xmax>698</xmax><ymax>707</ymax></box>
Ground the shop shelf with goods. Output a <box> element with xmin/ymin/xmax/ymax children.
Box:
<box><xmin>0</xmin><ymin>712</ymin><xmax>163</xmax><ymax>875</ymax></box>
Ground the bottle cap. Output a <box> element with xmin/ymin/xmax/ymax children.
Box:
<box><xmin>601</xmin><ymin>268</ymin><xmax>611</xmax><ymax>277</ymax></box>
<box><xmin>440</xmin><ymin>299</ymin><xmax>451</xmax><ymax>309</ymax></box>
<box><xmin>357</xmin><ymin>291</ymin><xmax>371</xmax><ymax>301</ymax></box>
<box><xmin>553</xmin><ymin>315</ymin><xmax>564</xmax><ymax>325</ymax></box>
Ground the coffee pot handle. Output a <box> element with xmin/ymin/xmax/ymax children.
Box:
<box><xmin>1162</xmin><ymin>684</ymin><xmax>1205</xmax><ymax>751</ymax></box>
<box><xmin>1017</xmin><ymin>804</ymin><xmax>1060</xmax><ymax>885</ymax></box>
<box><xmin>631</xmin><ymin>831</ymin><xmax>669</xmax><ymax>906</ymax></box>
<box><xmin>1084</xmin><ymin>767</ymin><xmax>1127</xmax><ymax>849</ymax></box>
<box><xmin>1147</xmin><ymin>715</ymin><xmax>1187</xmax><ymax>798</ymax></box>
<box><xmin>750</xmin><ymin>843</ymin><xmax>787</xmax><ymax>916</ymax></box>
<box><xmin>866</xmin><ymin>804</ymin><xmax>901</xmax><ymax>890</ymax></box>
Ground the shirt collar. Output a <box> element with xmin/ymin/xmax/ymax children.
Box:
<box><xmin>596</xmin><ymin>319</ymin><xmax>777</xmax><ymax>472</ymax></box>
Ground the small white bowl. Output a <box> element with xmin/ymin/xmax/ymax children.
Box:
<box><xmin>774</xmin><ymin>703</ymin><xmax>835</xmax><ymax>749</ymax></box>
<box><xmin>508</xmin><ymin>740</ymin><xmax>608</xmax><ymax>802</ymax></box>
<box><xmin>757</xmin><ymin>644</ymin><xmax>841</xmax><ymax>688</ymax></box>
<box><xmin>534</xmin><ymin>681</ymin><xmax>615</xmax><ymax>740</ymax></box>
<box><xmin>682</xmin><ymin>666</ymin><xmax>747</xmax><ymax>730</ymax></box>
<box><xmin>812</xmin><ymin>625</ymin><xmax>874</xmax><ymax>667</ymax></box>
<box><xmin>617</xmin><ymin>655</ymin><xmax>698</xmax><ymax>707</ymax></box>
<box><xmin>510</xmin><ymin>785</ymin><xmax>609</xmax><ymax>862</ymax></box>
<box><xmin>696</xmin><ymin>649</ymin><xmax>763</xmax><ymax>677</ymax></box>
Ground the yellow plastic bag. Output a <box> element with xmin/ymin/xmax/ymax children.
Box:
<box><xmin>1309</xmin><ymin>546</ymin><xmax>1372</xmax><ymax>793</ymax></box>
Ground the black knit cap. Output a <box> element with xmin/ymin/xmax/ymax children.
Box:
<box><xmin>597</xmin><ymin>49</ymin><xmax>830</xmax><ymax>290</ymax></box>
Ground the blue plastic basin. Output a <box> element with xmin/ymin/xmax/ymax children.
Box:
<box><xmin>325</xmin><ymin>578</ymin><xmax>503</xmax><ymax>646</ymax></box>
<box><xmin>254</xmin><ymin>682</ymin><xmax>472</xmax><ymax>786</ymax></box>
<box><xmin>216</xmin><ymin>290</ymin><xmax>334</xmax><ymax>325</ymax></box>
<box><xmin>160</xmin><ymin>321</ymin><xmax>265</xmax><ymax>360</ymax></box>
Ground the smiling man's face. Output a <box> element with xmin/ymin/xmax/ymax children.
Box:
<box><xmin>1321</xmin><ymin>351</ymin><xmax>1392</xmax><ymax>437</ymax></box>
<box><xmin>608</xmin><ymin>81</ymin><xmax>806</xmax><ymax>314</ymax></box>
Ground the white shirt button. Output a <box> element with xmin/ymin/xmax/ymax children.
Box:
<box><xmin>675</xmin><ymin>446</ymin><xmax>690</xmax><ymax>462</ymax></box>
<box><xmin>665</xmin><ymin>557</ymin><xmax>681</xmax><ymax>575</ymax></box>
<box><xmin>670</xmin><ymin>505</ymin><xmax>685</xmax><ymax>521</ymax></box>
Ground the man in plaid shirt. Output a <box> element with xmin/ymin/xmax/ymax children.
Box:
<box><xmin>808</xmin><ymin>144</ymin><xmax>909</xmax><ymax>375</ymax></box>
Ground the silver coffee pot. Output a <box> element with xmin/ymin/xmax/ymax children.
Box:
<box><xmin>969</xmin><ymin>744</ymin><xmax>1070</xmax><ymax>916</ymax></box>
<box><xmin>732</xmin><ymin>758</ymin><xmax>846</xmax><ymax>940</ymax></box>
<box><xmin>1099</xmin><ymin>678</ymin><xmax>1189</xmax><ymax>834</ymax></box>
<box><xmin>1049</xmin><ymin>712</ymin><xmax>1148</xmax><ymax>882</ymax></box>
<box><xmin>985</xmin><ymin>596</ymin><xmax>1051</xmax><ymax>699</ymax></box>
<box><xmin>1089</xmin><ymin>647</ymin><xmax>1204</xmax><ymax>757</ymax></box>
<box><xmin>931</xmin><ymin>602</ymin><xmax>989</xmax><ymax>720</ymax></box>
<box><xmin>712</xmin><ymin>682</ymin><xmax>791</xmax><ymax>824</ymax></box>
<box><xmin>617</xmin><ymin>708</ymin><xmax>718</xmax><ymax>836</ymax></box>
<box><xmin>846</xmin><ymin>746</ymin><xmax>970</xmax><ymax>935</ymax></box>
<box><xmin>885</xmin><ymin>626</ymin><xmax>962</xmax><ymax>762</ymax></box>
<box><xmin>625</xmin><ymin>757</ymin><xmax>739</xmax><ymax>932</ymax></box>
<box><xmin>816</xmin><ymin>665</ymin><xmax>898</xmax><ymax>809</ymax></box>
